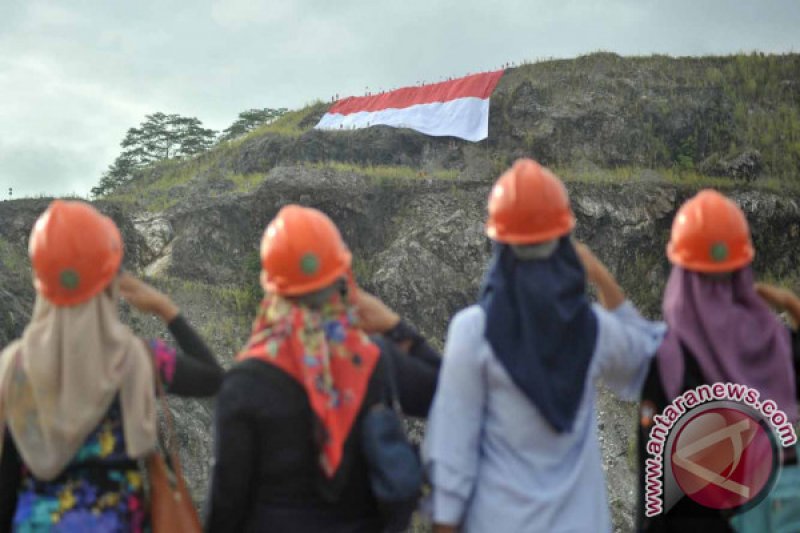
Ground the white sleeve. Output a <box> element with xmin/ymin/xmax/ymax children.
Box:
<box><xmin>592</xmin><ymin>301</ymin><xmax>666</xmax><ymax>401</ymax></box>
<box><xmin>422</xmin><ymin>306</ymin><xmax>487</xmax><ymax>526</ymax></box>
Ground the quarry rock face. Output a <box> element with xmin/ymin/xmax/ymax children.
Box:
<box><xmin>132</xmin><ymin>213</ymin><xmax>175</xmax><ymax>264</ymax></box>
<box><xmin>700</xmin><ymin>149</ymin><xmax>764</xmax><ymax>182</ymax></box>
<box><xmin>3</xmin><ymin>174</ymin><xmax>800</xmax><ymax>532</ymax></box>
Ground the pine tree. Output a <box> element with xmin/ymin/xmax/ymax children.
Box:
<box><xmin>92</xmin><ymin>113</ymin><xmax>217</xmax><ymax>197</ymax></box>
<box><xmin>219</xmin><ymin>108</ymin><xmax>288</xmax><ymax>142</ymax></box>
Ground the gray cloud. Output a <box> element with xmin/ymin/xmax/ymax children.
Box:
<box><xmin>0</xmin><ymin>0</ymin><xmax>798</xmax><ymax>198</ymax></box>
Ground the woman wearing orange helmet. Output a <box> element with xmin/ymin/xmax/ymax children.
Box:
<box><xmin>0</xmin><ymin>200</ymin><xmax>223</xmax><ymax>532</ymax></box>
<box><xmin>205</xmin><ymin>204</ymin><xmax>441</xmax><ymax>533</ymax></box>
<box><xmin>424</xmin><ymin>159</ymin><xmax>665</xmax><ymax>533</ymax></box>
<box><xmin>637</xmin><ymin>190</ymin><xmax>800</xmax><ymax>532</ymax></box>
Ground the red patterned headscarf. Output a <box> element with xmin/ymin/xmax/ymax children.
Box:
<box><xmin>237</xmin><ymin>291</ymin><xmax>379</xmax><ymax>477</ymax></box>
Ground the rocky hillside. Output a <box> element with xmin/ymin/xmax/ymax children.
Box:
<box><xmin>105</xmin><ymin>51</ymin><xmax>800</xmax><ymax>215</ymax></box>
<box><xmin>2</xmin><ymin>53</ymin><xmax>800</xmax><ymax>532</ymax></box>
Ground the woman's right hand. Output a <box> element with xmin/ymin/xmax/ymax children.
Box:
<box><xmin>574</xmin><ymin>241</ymin><xmax>625</xmax><ymax>310</ymax></box>
<box><xmin>574</xmin><ymin>241</ymin><xmax>604</xmax><ymax>284</ymax></box>
<box><xmin>354</xmin><ymin>289</ymin><xmax>401</xmax><ymax>334</ymax></box>
<box><xmin>119</xmin><ymin>272</ymin><xmax>180</xmax><ymax>322</ymax></box>
<box><xmin>756</xmin><ymin>283</ymin><xmax>795</xmax><ymax>309</ymax></box>
<box><xmin>756</xmin><ymin>283</ymin><xmax>800</xmax><ymax>326</ymax></box>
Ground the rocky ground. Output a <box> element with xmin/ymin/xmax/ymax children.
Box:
<box><xmin>3</xmin><ymin>168</ymin><xmax>800</xmax><ymax>531</ymax></box>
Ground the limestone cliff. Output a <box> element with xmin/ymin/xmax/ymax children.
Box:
<box><xmin>2</xmin><ymin>173</ymin><xmax>799</xmax><ymax>531</ymax></box>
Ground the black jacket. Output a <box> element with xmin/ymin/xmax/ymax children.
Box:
<box><xmin>205</xmin><ymin>331</ymin><xmax>441</xmax><ymax>533</ymax></box>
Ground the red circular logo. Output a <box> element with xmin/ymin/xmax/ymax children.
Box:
<box><xmin>670</xmin><ymin>407</ymin><xmax>777</xmax><ymax>510</ymax></box>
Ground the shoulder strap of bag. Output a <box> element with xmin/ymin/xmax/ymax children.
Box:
<box><xmin>380</xmin><ymin>345</ymin><xmax>403</xmax><ymax>416</ymax></box>
<box><xmin>151</xmin><ymin>350</ymin><xmax>184</xmax><ymax>479</ymax></box>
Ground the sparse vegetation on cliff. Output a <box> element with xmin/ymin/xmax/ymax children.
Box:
<box><xmin>95</xmin><ymin>52</ymin><xmax>800</xmax><ymax>215</ymax></box>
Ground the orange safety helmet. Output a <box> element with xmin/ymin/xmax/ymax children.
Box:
<box><xmin>667</xmin><ymin>189</ymin><xmax>755</xmax><ymax>273</ymax></box>
<box><xmin>486</xmin><ymin>158</ymin><xmax>575</xmax><ymax>244</ymax></box>
<box><xmin>29</xmin><ymin>200</ymin><xmax>123</xmax><ymax>306</ymax></box>
<box><xmin>260</xmin><ymin>205</ymin><xmax>352</xmax><ymax>296</ymax></box>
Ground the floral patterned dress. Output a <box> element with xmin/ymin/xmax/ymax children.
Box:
<box><xmin>11</xmin><ymin>340</ymin><xmax>177</xmax><ymax>533</ymax></box>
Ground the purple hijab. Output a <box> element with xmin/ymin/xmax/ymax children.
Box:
<box><xmin>657</xmin><ymin>266</ymin><xmax>798</xmax><ymax>422</ymax></box>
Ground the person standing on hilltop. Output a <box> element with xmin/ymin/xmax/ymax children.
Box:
<box><xmin>205</xmin><ymin>205</ymin><xmax>441</xmax><ymax>532</ymax></box>
<box><xmin>424</xmin><ymin>159</ymin><xmax>666</xmax><ymax>533</ymax></box>
<box><xmin>0</xmin><ymin>200</ymin><xmax>223</xmax><ymax>531</ymax></box>
<box><xmin>637</xmin><ymin>190</ymin><xmax>800</xmax><ymax>532</ymax></box>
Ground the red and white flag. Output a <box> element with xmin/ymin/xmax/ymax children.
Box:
<box><xmin>315</xmin><ymin>70</ymin><xmax>504</xmax><ymax>142</ymax></box>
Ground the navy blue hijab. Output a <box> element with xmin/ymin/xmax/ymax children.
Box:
<box><xmin>479</xmin><ymin>236</ymin><xmax>598</xmax><ymax>433</ymax></box>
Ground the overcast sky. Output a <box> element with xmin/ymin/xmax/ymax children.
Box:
<box><xmin>1</xmin><ymin>0</ymin><xmax>799</xmax><ymax>198</ymax></box>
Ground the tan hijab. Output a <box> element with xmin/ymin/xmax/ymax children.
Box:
<box><xmin>0</xmin><ymin>279</ymin><xmax>157</xmax><ymax>481</ymax></box>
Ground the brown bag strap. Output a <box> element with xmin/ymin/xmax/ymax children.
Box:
<box><xmin>151</xmin><ymin>345</ymin><xmax>185</xmax><ymax>480</ymax></box>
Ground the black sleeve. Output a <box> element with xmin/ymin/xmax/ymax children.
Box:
<box><xmin>0</xmin><ymin>431</ymin><xmax>21</xmax><ymax>530</ymax></box>
<box><xmin>205</xmin><ymin>372</ymin><xmax>258</xmax><ymax>533</ymax></box>
<box><xmin>380</xmin><ymin>339</ymin><xmax>440</xmax><ymax>418</ymax></box>
<box><xmin>383</xmin><ymin>320</ymin><xmax>442</xmax><ymax>370</ymax></box>
<box><xmin>165</xmin><ymin>315</ymin><xmax>224</xmax><ymax>397</ymax></box>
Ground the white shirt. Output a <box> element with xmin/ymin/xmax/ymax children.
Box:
<box><xmin>423</xmin><ymin>301</ymin><xmax>666</xmax><ymax>533</ymax></box>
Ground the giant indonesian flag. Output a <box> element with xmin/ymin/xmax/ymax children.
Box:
<box><xmin>315</xmin><ymin>70</ymin><xmax>505</xmax><ymax>142</ymax></box>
